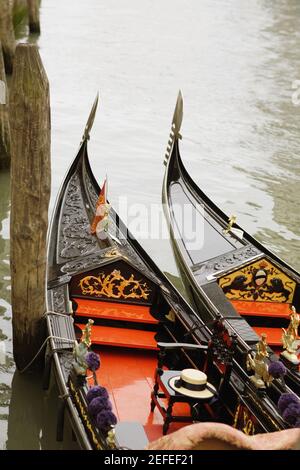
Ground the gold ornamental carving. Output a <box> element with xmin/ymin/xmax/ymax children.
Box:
<box><xmin>219</xmin><ymin>259</ymin><xmax>296</xmax><ymax>303</ymax></box>
<box><xmin>79</xmin><ymin>269</ymin><xmax>151</xmax><ymax>301</ymax></box>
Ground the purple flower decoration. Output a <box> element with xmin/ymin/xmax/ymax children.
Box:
<box><xmin>282</xmin><ymin>403</ymin><xmax>300</xmax><ymax>426</ymax></box>
<box><xmin>278</xmin><ymin>393</ymin><xmax>300</xmax><ymax>414</ymax></box>
<box><xmin>96</xmin><ymin>410</ymin><xmax>117</xmax><ymax>432</ymax></box>
<box><xmin>88</xmin><ymin>396</ymin><xmax>112</xmax><ymax>417</ymax></box>
<box><xmin>86</xmin><ymin>385</ymin><xmax>109</xmax><ymax>404</ymax></box>
<box><xmin>86</xmin><ymin>351</ymin><xmax>100</xmax><ymax>371</ymax></box>
<box><xmin>268</xmin><ymin>361</ymin><xmax>287</xmax><ymax>379</ymax></box>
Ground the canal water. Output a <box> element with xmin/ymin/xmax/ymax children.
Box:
<box><xmin>0</xmin><ymin>0</ymin><xmax>299</xmax><ymax>449</ymax></box>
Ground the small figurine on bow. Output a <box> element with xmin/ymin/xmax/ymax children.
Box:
<box><xmin>72</xmin><ymin>319</ymin><xmax>101</xmax><ymax>386</ymax></box>
<box><xmin>281</xmin><ymin>306</ymin><xmax>300</xmax><ymax>366</ymax></box>
<box><xmin>247</xmin><ymin>334</ymin><xmax>273</xmax><ymax>389</ymax></box>
<box><xmin>255</xmin><ymin>333</ymin><xmax>269</xmax><ymax>361</ymax></box>
<box><xmin>73</xmin><ymin>319</ymin><xmax>94</xmax><ymax>377</ymax></box>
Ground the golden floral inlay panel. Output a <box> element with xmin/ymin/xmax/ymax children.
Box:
<box><xmin>79</xmin><ymin>269</ymin><xmax>151</xmax><ymax>301</ymax></box>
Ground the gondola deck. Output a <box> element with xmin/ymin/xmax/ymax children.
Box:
<box><xmin>85</xmin><ymin>348</ymin><xmax>188</xmax><ymax>442</ymax></box>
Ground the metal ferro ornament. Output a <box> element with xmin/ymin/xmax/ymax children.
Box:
<box><xmin>224</xmin><ymin>215</ymin><xmax>237</xmax><ymax>234</ymax></box>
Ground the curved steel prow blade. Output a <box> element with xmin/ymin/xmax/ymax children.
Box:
<box><xmin>164</xmin><ymin>90</ymin><xmax>183</xmax><ymax>166</ymax></box>
<box><xmin>172</xmin><ymin>90</ymin><xmax>183</xmax><ymax>138</ymax></box>
<box><xmin>82</xmin><ymin>93</ymin><xmax>99</xmax><ymax>142</ymax></box>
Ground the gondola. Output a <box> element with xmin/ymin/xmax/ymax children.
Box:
<box><xmin>162</xmin><ymin>91</ymin><xmax>300</xmax><ymax>398</ymax></box>
<box><xmin>45</xmin><ymin>97</ymin><xmax>298</xmax><ymax>451</ymax></box>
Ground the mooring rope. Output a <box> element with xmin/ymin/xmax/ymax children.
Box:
<box><xmin>43</xmin><ymin>310</ymin><xmax>74</xmax><ymax>319</ymax></box>
<box><xmin>19</xmin><ymin>334</ymin><xmax>76</xmax><ymax>374</ymax></box>
<box><xmin>18</xmin><ymin>310</ymin><xmax>77</xmax><ymax>373</ymax></box>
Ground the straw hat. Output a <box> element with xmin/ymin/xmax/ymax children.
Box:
<box><xmin>169</xmin><ymin>369</ymin><xmax>216</xmax><ymax>399</ymax></box>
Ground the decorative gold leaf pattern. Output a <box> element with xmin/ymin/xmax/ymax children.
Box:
<box><xmin>219</xmin><ymin>259</ymin><xmax>296</xmax><ymax>303</ymax></box>
<box><xmin>79</xmin><ymin>270</ymin><xmax>151</xmax><ymax>301</ymax></box>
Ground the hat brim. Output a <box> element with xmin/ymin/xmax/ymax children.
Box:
<box><xmin>168</xmin><ymin>376</ymin><xmax>216</xmax><ymax>399</ymax></box>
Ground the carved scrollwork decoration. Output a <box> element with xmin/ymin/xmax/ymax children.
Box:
<box><xmin>60</xmin><ymin>248</ymin><xmax>120</xmax><ymax>275</ymax></box>
<box><xmin>84</xmin><ymin>176</ymin><xmax>99</xmax><ymax>209</ymax></box>
<box><xmin>79</xmin><ymin>270</ymin><xmax>151</xmax><ymax>301</ymax></box>
<box><xmin>219</xmin><ymin>258</ymin><xmax>296</xmax><ymax>303</ymax></box>
<box><xmin>60</xmin><ymin>351</ymin><xmax>75</xmax><ymax>382</ymax></box>
<box><xmin>194</xmin><ymin>245</ymin><xmax>261</xmax><ymax>282</ymax></box>
<box><xmin>52</xmin><ymin>285</ymin><xmax>67</xmax><ymax>313</ymax></box>
<box><xmin>58</xmin><ymin>175</ymin><xmax>99</xmax><ymax>261</ymax></box>
<box><xmin>214</xmin><ymin>246</ymin><xmax>261</xmax><ymax>271</ymax></box>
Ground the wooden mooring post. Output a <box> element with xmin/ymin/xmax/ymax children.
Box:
<box><xmin>13</xmin><ymin>0</ymin><xmax>28</xmax><ymax>27</ymax></box>
<box><xmin>0</xmin><ymin>40</ymin><xmax>10</xmax><ymax>168</ymax></box>
<box><xmin>13</xmin><ymin>0</ymin><xmax>28</xmax><ymax>12</ymax></box>
<box><xmin>27</xmin><ymin>0</ymin><xmax>40</xmax><ymax>34</ymax></box>
<box><xmin>10</xmin><ymin>43</ymin><xmax>51</xmax><ymax>372</ymax></box>
<box><xmin>0</xmin><ymin>0</ymin><xmax>16</xmax><ymax>74</ymax></box>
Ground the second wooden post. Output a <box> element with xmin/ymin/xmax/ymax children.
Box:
<box><xmin>27</xmin><ymin>0</ymin><xmax>41</xmax><ymax>34</ymax></box>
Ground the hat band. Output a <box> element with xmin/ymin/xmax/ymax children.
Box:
<box><xmin>174</xmin><ymin>378</ymin><xmax>206</xmax><ymax>392</ymax></box>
